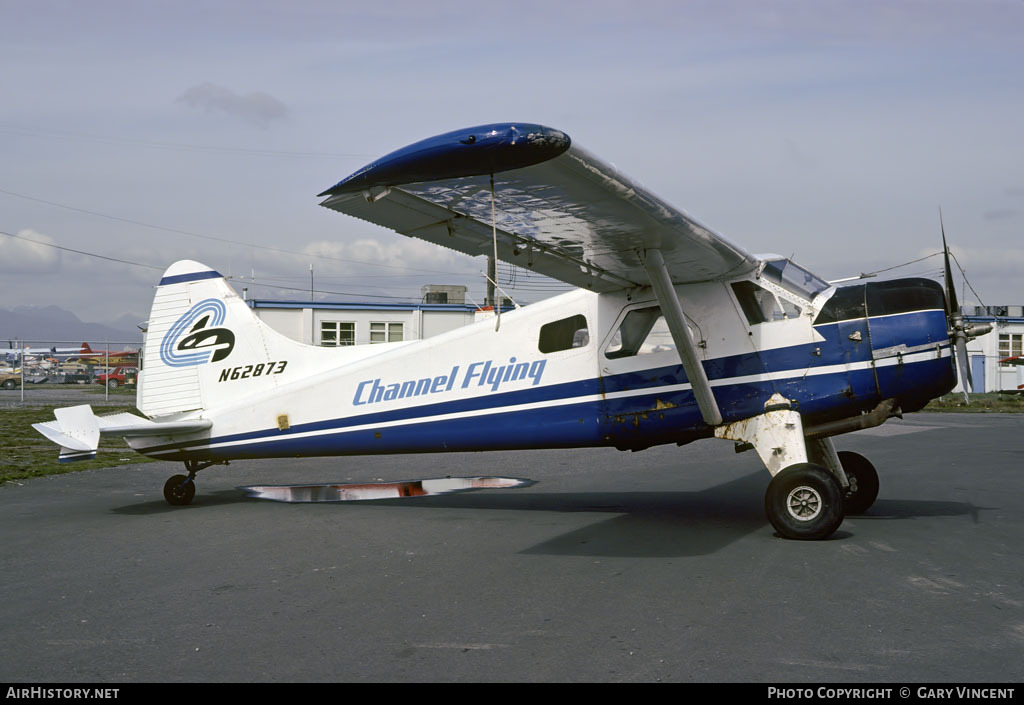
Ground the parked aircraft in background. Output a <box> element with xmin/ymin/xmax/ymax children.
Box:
<box><xmin>4</xmin><ymin>342</ymin><xmax>138</xmax><ymax>364</ymax></box>
<box><xmin>32</xmin><ymin>123</ymin><xmax>991</xmax><ymax>540</ymax></box>
<box><xmin>67</xmin><ymin>343</ymin><xmax>139</xmax><ymax>364</ymax></box>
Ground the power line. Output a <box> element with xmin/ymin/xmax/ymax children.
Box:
<box><xmin>0</xmin><ymin>228</ymin><xmax>473</xmax><ymax>304</ymax></box>
<box><xmin>949</xmin><ymin>251</ymin><xmax>987</xmax><ymax>308</ymax></box>
<box><xmin>0</xmin><ymin>186</ymin><xmax>474</xmax><ymax>277</ymax></box>
<box><xmin>862</xmin><ymin>251</ymin><xmax>942</xmax><ymax>277</ymax></box>
<box><xmin>0</xmin><ymin>121</ymin><xmax>373</xmax><ymax>161</ymax></box>
<box><xmin>0</xmin><ymin>229</ymin><xmax>164</xmax><ymax>271</ymax></box>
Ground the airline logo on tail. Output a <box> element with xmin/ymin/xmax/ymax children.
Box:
<box><xmin>159</xmin><ymin>299</ymin><xmax>236</xmax><ymax>368</ymax></box>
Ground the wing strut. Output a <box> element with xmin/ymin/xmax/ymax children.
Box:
<box><xmin>643</xmin><ymin>249</ymin><xmax>722</xmax><ymax>426</ymax></box>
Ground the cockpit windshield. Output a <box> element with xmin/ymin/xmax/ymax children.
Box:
<box><xmin>761</xmin><ymin>259</ymin><xmax>830</xmax><ymax>301</ymax></box>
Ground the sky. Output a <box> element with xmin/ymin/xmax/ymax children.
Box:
<box><xmin>2</xmin><ymin>0</ymin><xmax>1022</xmax><ymax>329</ymax></box>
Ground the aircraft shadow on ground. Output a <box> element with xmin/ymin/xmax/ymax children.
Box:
<box><xmin>111</xmin><ymin>488</ymin><xmax>256</xmax><ymax>514</ymax></box>
<box><xmin>111</xmin><ymin>472</ymin><xmax>987</xmax><ymax>558</ymax></box>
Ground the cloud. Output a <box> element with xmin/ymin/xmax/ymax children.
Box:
<box><xmin>302</xmin><ymin>237</ymin><xmax>472</xmax><ymax>274</ymax></box>
<box><xmin>176</xmin><ymin>82</ymin><xmax>288</xmax><ymax>127</ymax></box>
<box><xmin>982</xmin><ymin>208</ymin><xmax>1019</xmax><ymax>222</ymax></box>
<box><xmin>0</xmin><ymin>230</ymin><xmax>61</xmax><ymax>274</ymax></box>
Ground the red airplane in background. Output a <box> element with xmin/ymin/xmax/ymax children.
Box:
<box><xmin>66</xmin><ymin>343</ymin><xmax>139</xmax><ymax>364</ymax></box>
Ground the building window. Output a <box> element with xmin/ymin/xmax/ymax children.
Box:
<box><xmin>999</xmin><ymin>333</ymin><xmax>1022</xmax><ymax>366</ymax></box>
<box><xmin>370</xmin><ymin>322</ymin><xmax>403</xmax><ymax>343</ymax></box>
<box><xmin>321</xmin><ymin>321</ymin><xmax>355</xmax><ymax>347</ymax></box>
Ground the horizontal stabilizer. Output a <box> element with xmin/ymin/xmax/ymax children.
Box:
<box><xmin>33</xmin><ymin>405</ymin><xmax>212</xmax><ymax>463</ymax></box>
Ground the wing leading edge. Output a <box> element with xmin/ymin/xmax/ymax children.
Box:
<box><xmin>318</xmin><ymin>123</ymin><xmax>758</xmax><ymax>292</ymax></box>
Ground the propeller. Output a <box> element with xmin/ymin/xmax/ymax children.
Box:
<box><xmin>941</xmin><ymin>211</ymin><xmax>991</xmax><ymax>402</ymax></box>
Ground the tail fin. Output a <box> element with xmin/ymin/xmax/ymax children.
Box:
<box><xmin>140</xmin><ymin>260</ymin><xmax>306</xmax><ymax>417</ymax></box>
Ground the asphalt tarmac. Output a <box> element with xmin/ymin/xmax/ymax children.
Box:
<box><xmin>1</xmin><ymin>412</ymin><xmax>1021</xmax><ymax>683</ymax></box>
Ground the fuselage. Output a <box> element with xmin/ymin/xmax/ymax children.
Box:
<box><xmin>128</xmin><ymin>263</ymin><xmax>954</xmax><ymax>462</ymax></box>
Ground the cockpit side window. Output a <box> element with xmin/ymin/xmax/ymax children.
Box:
<box><xmin>732</xmin><ymin>281</ymin><xmax>804</xmax><ymax>325</ymax></box>
<box><xmin>732</xmin><ymin>281</ymin><xmax>782</xmax><ymax>324</ymax></box>
<box><xmin>605</xmin><ymin>306</ymin><xmax>677</xmax><ymax>359</ymax></box>
<box><xmin>539</xmin><ymin>314</ymin><xmax>589</xmax><ymax>353</ymax></box>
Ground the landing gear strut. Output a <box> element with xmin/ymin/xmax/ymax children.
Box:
<box><xmin>162</xmin><ymin>459</ymin><xmax>227</xmax><ymax>506</ymax></box>
<box><xmin>715</xmin><ymin>394</ymin><xmax>883</xmax><ymax>540</ymax></box>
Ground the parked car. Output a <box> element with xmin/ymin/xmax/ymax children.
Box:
<box><xmin>95</xmin><ymin>366</ymin><xmax>138</xmax><ymax>390</ymax></box>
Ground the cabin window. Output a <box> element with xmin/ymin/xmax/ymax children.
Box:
<box><xmin>370</xmin><ymin>322</ymin><xmax>404</xmax><ymax>343</ymax></box>
<box><xmin>538</xmin><ymin>314</ymin><xmax>589</xmax><ymax>353</ymax></box>
<box><xmin>321</xmin><ymin>321</ymin><xmax>355</xmax><ymax>347</ymax></box>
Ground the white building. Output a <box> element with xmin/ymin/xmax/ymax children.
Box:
<box><xmin>961</xmin><ymin>305</ymin><xmax>1024</xmax><ymax>393</ymax></box>
<box><xmin>250</xmin><ymin>298</ymin><xmax>484</xmax><ymax>347</ymax></box>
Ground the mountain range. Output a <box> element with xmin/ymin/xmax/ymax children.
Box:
<box><xmin>0</xmin><ymin>305</ymin><xmax>143</xmax><ymax>347</ymax></box>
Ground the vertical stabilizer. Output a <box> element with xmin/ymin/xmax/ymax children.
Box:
<box><xmin>140</xmin><ymin>261</ymin><xmax>256</xmax><ymax>417</ymax></box>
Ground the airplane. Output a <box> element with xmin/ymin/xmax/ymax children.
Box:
<box><xmin>3</xmin><ymin>342</ymin><xmax>137</xmax><ymax>365</ymax></box>
<box><xmin>67</xmin><ymin>343</ymin><xmax>139</xmax><ymax>364</ymax></box>
<box><xmin>4</xmin><ymin>342</ymin><xmax>91</xmax><ymax>362</ymax></box>
<box><xmin>32</xmin><ymin>122</ymin><xmax>993</xmax><ymax>540</ymax></box>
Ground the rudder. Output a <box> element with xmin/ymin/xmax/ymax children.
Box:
<box><xmin>140</xmin><ymin>261</ymin><xmax>282</xmax><ymax>417</ymax></box>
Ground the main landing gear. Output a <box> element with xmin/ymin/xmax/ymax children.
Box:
<box><xmin>163</xmin><ymin>459</ymin><xmax>228</xmax><ymax>506</ymax></box>
<box><xmin>715</xmin><ymin>394</ymin><xmax>881</xmax><ymax>540</ymax></box>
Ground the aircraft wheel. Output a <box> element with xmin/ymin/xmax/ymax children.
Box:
<box><xmin>837</xmin><ymin>451</ymin><xmax>879</xmax><ymax>515</ymax></box>
<box><xmin>163</xmin><ymin>474</ymin><xmax>196</xmax><ymax>506</ymax></box>
<box><xmin>765</xmin><ymin>463</ymin><xmax>845</xmax><ymax>540</ymax></box>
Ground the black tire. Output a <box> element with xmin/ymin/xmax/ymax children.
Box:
<box><xmin>107</xmin><ymin>378</ymin><xmax>119</xmax><ymax>390</ymax></box>
<box><xmin>765</xmin><ymin>463</ymin><xmax>845</xmax><ymax>540</ymax></box>
<box><xmin>837</xmin><ymin>450</ymin><xmax>879</xmax><ymax>515</ymax></box>
<box><xmin>1</xmin><ymin>379</ymin><xmax>15</xmax><ymax>390</ymax></box>
<box><xmin>163</xmin><ymin>474</ymin><xmax>196</xmax><ymax>506</ymax></box>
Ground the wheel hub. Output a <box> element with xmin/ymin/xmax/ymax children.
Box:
<box><xmin>786</xmin><ymin>485</ymin><xmax>822</xmax><ymax>521</ymax></box>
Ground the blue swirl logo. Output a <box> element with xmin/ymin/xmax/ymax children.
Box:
<box><xmin>159</xmin><ymin>299</ymin><xmax>235</xmax><ymax>368</ymax></box>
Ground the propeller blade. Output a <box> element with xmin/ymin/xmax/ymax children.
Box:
<box><xmin>941</xmin><ymin>209</ymin><xmax>959</xmax><ymax>315</ymax></box>
<box><xmin>956</xmin><ymin>336</ymin><xmax>972</xmax><ymax>396</ymax></box>
<box><xmin>941</xmin><ymin>209</ymin><xmax>970</xmax><ymax>403</ymax></box>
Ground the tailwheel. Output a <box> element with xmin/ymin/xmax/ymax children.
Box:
<box><xmin>765</xmin><ymin>463</ymin><xmax>845</xmax><ymax>540</ymax></box>
<box><xmin>163</xmin><ymin>474</ymin><xmax>196</xmax><ymax>506</ymax></box>
<box><xmin>837</xmin><ymin>451</ymin><xmax>879</xmax><ymax>515</ymax></box>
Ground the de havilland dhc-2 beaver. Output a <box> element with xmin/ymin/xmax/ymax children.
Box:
<box><xmin>33</xmin><ymin>123</ymin><xmax>992</xmax><ymax>540</ymax></box>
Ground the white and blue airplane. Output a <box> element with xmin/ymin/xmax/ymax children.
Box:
<box><xmin>33</xmin><ymin>123</ymin><xmax>990</xmax><ymax>540</ymax></box>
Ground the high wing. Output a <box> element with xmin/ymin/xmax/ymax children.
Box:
<box><xmin>318</xmin><ymin>123</ymin><xmax>758</xmax><ymax>292</ymax></box>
